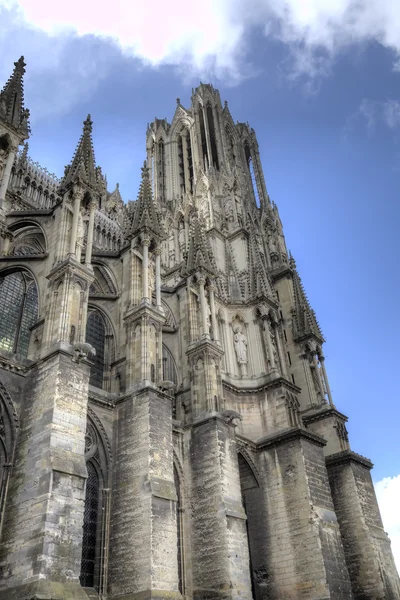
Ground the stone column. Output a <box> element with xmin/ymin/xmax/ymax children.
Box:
<box><xmin>0</xmin><ymin>230</ymin><xmax>12</xmax><ymax>256</ymax></box>
<box><xmin>0</xmin><ymin>146</ymin><xmax>16</xmax><ymax>207</ymax></box>
<box><xmin>198</xmin><ymin>277</ymin><xmax>209</xmax><ymax>338</ymax></box>
<box><xmin>142</xmin><ymin>237</ymin><xmax>150</xmax><ymax>302</ymax></box>
<box><xmin>208</xmin><ymin>282</ymin><xmax>219</xmax><ymax>342</ymax></box>
<box><xmin>190</xmin><ymin>415</ymin><xmax>252</xmax><ymax>600</ymax></box>
<box><xmin>69</xmin><ymin>189</ymin><xmax>82</xmax><ymax>256</ymax></box>
<box><xmin>319</xmin><ymin>354</ymin><xmax>333</xmax><ymax>406</ymax></box>
<box><xmin>155</xmin><ymin>246</ymin><xmax>162</xmax><ymax>309</ymax></box>
<box><xmin>85</xmin><ymin>200</ymin><xmax>97</xmax><ymax>266</ymax></box>
<box><xmin>0</xmin><ymin>350</ymin><xmax>90</xmax><ymax>600</ymax></box>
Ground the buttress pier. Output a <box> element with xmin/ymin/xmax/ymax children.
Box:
<box><xmin>0</xmin><ymin>59</ymin><xmax>398</xmax><ymax>600</ymax></box>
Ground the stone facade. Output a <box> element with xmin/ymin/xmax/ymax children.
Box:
<box><xmin>0</xmin><ymin>57</ymin><xmax>398</xmax><ymax>600</ymax></box>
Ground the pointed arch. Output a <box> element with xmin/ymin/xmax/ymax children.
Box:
<box><xmin>0</xmin><ymin>267</ymin><xmax>39</xmax><ymax>357</ymax></box>
<box><xmin>86</xmin><ymin>306</ymin><xmax>116</xmax><ymax>390</ymax></box>
<box><xmin>0</xmin><ymin>381</ymin><xmax>19</xmax><ymax>538</ymax></box>
<box><xmin>80</xmin><ymin>409</ymin><xmax>112</xmax><ymax>592</ymax></box>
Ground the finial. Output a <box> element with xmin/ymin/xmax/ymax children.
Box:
<box><xmin>116</xmin><ymin>182</ymin><xmax>119</xmax><ymax>189</ymax></box>
<box><xmin>83</xmin><ymin>114</ymin><xmax>93</xmax><ymax>133</ymax></box>
<box><xmin>141</xmin><ymin>160</ymin><xmax>150</xmax><ymax>180</ymax></box>
<box><xmin>224</xmin><ymin>100</ymin><xmax>228</xmax><ymax>108</ymax></box>
<box><xmin>21</xmin><ymin>142</ymin><xmax>29</xmax><ymax>161</ymax></box>
<box><xmin>15</xmin><ymin>56</ymin><xmax>26</xmax><ymax>72</ymax></box>
<box><xmin>176</xmin><ymin>97</ymin><xmax>180</xmax><ymax>105</ymax></box>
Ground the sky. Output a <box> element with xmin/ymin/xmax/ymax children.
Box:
<box><xmin>1</xmin><ymin>0</ymin><xmax>400</xmax><ymax>572</ymax></box>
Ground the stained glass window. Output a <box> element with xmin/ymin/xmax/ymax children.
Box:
<box><xmin>80</xmin><ymin>461</ymin><xmax>99</xmax><ymax>589</ymax></box>
<box><xmin>85</xmin><ymin>311</ymin><xmax>105</xmax><ymax>389</ymax></box>
<box><xmin>0</xmin><ymin>271</ymin><xmax>38</xmax><ymax>357</ymax></box>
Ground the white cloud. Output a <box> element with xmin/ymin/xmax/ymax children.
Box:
<box><xmin>383</xmin><ymin>100</ymin><xmax>400</xmax><ymax>129</ymax></box>
<box><xmin>3</xmin><ymin>0</ymin><xmax>400</xmax><ymax>81</ymax></box>
<box><xmin>375</xmin><ymin>474</ymin><xmax>400</xmax><ymax>573</ymax></box>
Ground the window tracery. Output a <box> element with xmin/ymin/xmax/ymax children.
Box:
<box><xmin>85</xmin><ymin>311</ymin><xmax>106</xmax><ymax>388</ymax></box>
<box><xmin>244</xmin><ymin>141</ymin><xmax>260</xmax><ymax>207</ymax></box>
<box><xmin>0</xmin><ymin>270</ymin><xmax>38</xmax><ymax>357</ymax></box>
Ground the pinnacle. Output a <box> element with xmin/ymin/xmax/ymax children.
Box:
<box><xmin>0</xmin><ymin>55</ymin><xmax>30</xmax><ymax>137</ymax></box>
<box><xmin>60</xmin><ymin>113</ymin><xmax>99</xmax><ymax>192</ymax></box>
<box><xmin>130</xmin><ymin>160</ymin><xmax>166</xmax><ymax>241</ymax></box>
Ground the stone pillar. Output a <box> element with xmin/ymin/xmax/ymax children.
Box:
<box><xmin>142</xmin><ymin>237</ymin><xmax>150</xmax><ymax>302</ymax></box>
<box><xmin>190</xmin><ymin>414</ymin><xmax>253</xmax><ymax>600</ymax></box>
<box><xmin>320</xmin><ymin>354</ymin><xmax>333</xmax><ymax>406</ymax></box>
<box><xmin>85</xmin><ymin>200</ymin><xmax>97</xmax><ymax>266</ymax></box>
<box><xmin>198</xmin><ymin>277</ymin><xmax>209</xmax><ymax>338</ymax></box>
<box><xmin>0</xmin><ymin>350</ymin><xmax>90</xmax><ymax>600</ymax></box>
<box><xmin>207</xmin><ymin>283</ymin><xmax>218</xmax><ymax>342</ymax></box>
<box><xmin>0</xmin><ymin>146</ymin><xmax>16</xmax><ymax>207</ymax></box>
<box><xmin>326</xmin><ymin>451</ymin><xmax>400</xmax><ymax>600</ymax></box>
<box><xmin>0</xmin><ymin>230</ymin><xmax>12</xmax><ymax>256</ymax></box>
<box><xmin>155</xmin><ymin>246</ymin><xmax>162</xmax><ymax>309</ymax></box>
<box><xmin>69</xmin><ymin>189</ymin><xmax>82</xmax><ymax>256</ymax></box>
<box><xmin>256</xmin><ymin>428</ymin><xmax>353</xmax><ymax>600</ymax></box>
<box><xmin>109</xmin><ymin>385</ymin><xmax>180</xmax><ymax>600</ymax></box>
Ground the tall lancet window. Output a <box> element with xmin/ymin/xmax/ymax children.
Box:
<box><xmin>151</xmin><ymin>144</ymin><xmax>155</xmax><ymax>195</ymax></box>
<box><xmin>226</xmin><ymin>126</ymin><xmax>236</xmax><ymax>168</ymax></box>
<box><xmin>244</xmin><ymin>141</ymin><xmax>260</xmax><ymax>207</ymax></box>
<box><xmin>174</xmin><ymin>466</ymin><xmax>184</xmax><ymax>594</ymax></box>
<box><xmin>206</xmin><ymin>104</ymin><xmax>219</xmax><ymax>170</ymax></box>
<box><xmin>185</xmin><ymin>130</ymin><xmax>194</xmax><ymax>193</ymax></box>
<box><xmin>0</xmin><ymin>270</ymin><xmax>38</xmax><ymax>357</ymax></box>
<box><xmin>85</xmin><ymin>310</ymin><xmax>106</xmax><ymax>388</ymax></box>
<box><xmin>199</xmin><ymin>107</ymin><xmax>209</xmax><ymax>169</ymax></box>
<box><xmin>157</xmin><ymin>139</ymin><xmax>166</xmax><ymax>200</ymax></box>
<box><xmin>80</xmin><ymin>461</ymin><xmax>99</xmax><ymax>588</ymax></box>
<box><xmin>178</xmin><ymin>135</ymin><xmax>185</xmax><ymax>195</ymax></box>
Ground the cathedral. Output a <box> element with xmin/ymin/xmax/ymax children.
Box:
<box><xmin>0</xmin><ymin>56</ymin><xmax>399</xmax><ymax>600</ymax></box>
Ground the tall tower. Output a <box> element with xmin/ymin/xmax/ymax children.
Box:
<box><xmin>0</xmin><ymin>64</ymin><xmax>398</xmax><ymax>600</ymax></box>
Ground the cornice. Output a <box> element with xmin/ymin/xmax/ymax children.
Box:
<box><xmin>222</xmin><ymin>374</ymin><xmax>301</xmax><ymax>395</ymax></box>
<box><xmin>302</xmin><ymin>405</ymin><xmax>348</xmax><ymax>424</ymax></box>
<box><xmin>325</xmin><ymin>450</ymin><xmax>373</xmax><ymax>470</ymax></box>
<box><xmin>257</xmin><ymin>426</ymin><xmax>326</xmax><ymax>451</ymax></box>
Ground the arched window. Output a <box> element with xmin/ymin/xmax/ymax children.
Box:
<box><xmin>238</xmin><ymin>452</ymin><xmax>260</xmax><ymax>598</ymax></box>
<box><xmin>244</xmin><ymin>141</ymin><xmax>260</xmax><ymax>207</ymax></box>
<box><xmin>80</xmin><ymin>461</ymin><xmax>99</xmax><ymax>589</ymax></box>
<box><xmin>207</xmin><ymin>104</ymin><xmax>219</xmax><ymax>170</ymax></box>
<box><xmin>0</xmin><ymin>385</ymin><xmax>18</xmax><ymax>537</ymax></box>
<box><xmin>185</xmin><ymin>130</ymin><xmax>194</xmax><ymax>193</ymax></box>
<box><xmin>0</xmin><ymin>270</ymin><xmax>38</xmax><ymax>357</ymax></box>
<box><xmin>199</xmin><ymin>107</ymin><xmax>208</xmax><ymax>168</ymax></box>
<box><xmin>177</xmin><ymin>135</ymin><xmax>185</xmax><ymax>195</ymax></box>
<box><xmin>157</xmin><ymin>139</ymin><xmax>165</xmax><ymax>201</ymax></box>
<box><xmin>174</xmin><ymin>465</ymin><xmax>184</xmax><ymax>594</ymax></box>
<box><xmin>85</xmin><ymin>311</ymin><xmax>106</xmax><ymax>388</ymax></box>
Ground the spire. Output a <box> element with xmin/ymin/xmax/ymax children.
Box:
<box><xmin>185</xmin><ymin>213</ymin><xmax>216</xmax><ymax>277</ymax></box>
<box><xmin>0</xmin><ymin>56</ymin><xmax>30</xmax><ymax>137</ymax></box>
<box><xmin>60</xmin><ymin>115</ymin><xmax>99</xmax><ymax>192</ymax></box>
<box><xmin>130</xmin><ymin>161</ymin><xmax>166</xmax><ymax>241</ymax></box>
<box><xmin>290</xmin><ymin>254</ymin><xmax>324</xmax><ymax>342</ymax></box>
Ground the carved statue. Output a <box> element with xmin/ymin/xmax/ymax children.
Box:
<box><xmin>76</xmin><ymin>208</ymin><xmax>85</xmax><ymax>252</ymax></box>
<box><xmin>233</xmin><ymin>325</ymin><xmax>247</xmax><ymax>364</ymax></box>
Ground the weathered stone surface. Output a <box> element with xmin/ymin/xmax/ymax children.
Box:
<box><xmin>0</xmin><ymin>69</ymin><xmax>398</xmax><ymax>600</ymax></box>
<box><xmin>327</xmin><ymin>451</ymin><xmax>400</xmax><ymax>599</ymax></box>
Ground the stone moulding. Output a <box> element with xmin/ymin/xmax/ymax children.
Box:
<box><xmin>256</xmin><ymin>425</ymin><xmax>326</xmax><ymax>451</ymax></box>
<box><xmin>325</xmin><ymin>449</ymin><xmax>373</xmax><ymax>469</ymax></box>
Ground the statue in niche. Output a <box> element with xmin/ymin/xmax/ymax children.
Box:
<box><xmin>168</xmin><ymin>230</ymin><xmax>175</xmax><ymax>266</ymax></box>
<box><xmin>148</xmin><ymin>257</ymin><xmax>155</xmax><ymax>299</ymax></box>
<box><xmin>178</xmin><ymin>220</ymin><xmax>185</xmax><ymax>257</ymax></box>
<box><xmin>76</xmin><ymin>207</ymin><xmax>86</xmax><ymax>255</ymax></box>
<box><xmin>233</xmin><ymin>325</ymin><xmax>247</xmax><ymax>364</ymax></box>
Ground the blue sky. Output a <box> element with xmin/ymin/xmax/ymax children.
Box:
<box><xmin>1</xmin><ymin>0</ymin><xmax>400</xmax><ymax>568</ymax></box>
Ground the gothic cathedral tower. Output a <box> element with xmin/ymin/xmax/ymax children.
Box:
<box><xmin>0</xmin><ymin>62</ymin><xmax>398</xmax><ymax>600</ymax></box>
